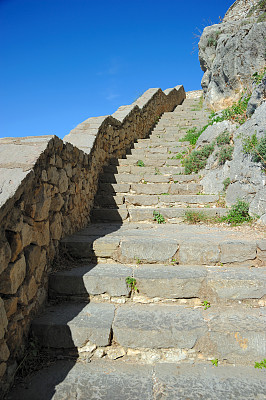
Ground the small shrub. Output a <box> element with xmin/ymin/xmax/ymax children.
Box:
<box><xmin>171</xmin><ymin>153</ymin><xmax>183</xmax><ymax>160</ymax></box>
<box><xmin>211</xmin><ymin>358</ymin><xmax>219</xmax><ymax>367</ymax></box>
<box><xmin>242</xmin><ymin>133</ymin><xmax>266</xmax><ymax>168</ymax></box>
<box><xmin>183</xmin><ymin>143</ymin><xmax>214</xmax><ymax>174</ymax></box>
<box><xmin>217</xmin><ymin>145</ymin><xmax>234</xmax><ymax>165</ymax></box>
<box><xmin>210</xmin><ymin>93</ymin><xmax>251</xmax><ymax>125</ymax></box>
<box><xmin>179</xmin><ymin>125</ymin><xmax>209</xmax><ymax>146</ymax></box>
<box><xmin>136</xmin><ymin>160</ymin><xmax>145</xmax><ymax>167</ymax></box>
<box><xmin>153</xmin><ymin>210</ymin><xmax>166</xmax><ymax>224</ymax></box>
<box><xmin>184</xmin><ymin>210</ymin><xmax>207</xmax><ymax>224</ymax></box>
<box><xmin>216</xmin><ymin>132</ymin><xmax>231</xmax><ymax>146</ymax></box>
<box><xmin>252</xmin><ymin>67</ymin><xmax>266</xmax><ymax>84</ymax></box>
<box><xmin>254</xmin><ymin>359</ymin><xmax>266</xmax><ymax>369</ymax></box>
<box><xmin>221</xmin><ymin>199</ymin><xmax>252</xmax><ymax>225</ymax></box>
<box><xmin>222</xmin><ymin>177</ymin><xmax>231</xmax><ymax>191</ymax></box>
<box><xmin>202</xmin><ymin>300</ymin><xmax>211</xmax><ymax>310</ymax></box>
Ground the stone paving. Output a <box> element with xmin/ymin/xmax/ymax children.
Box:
<box><xmin>7</xmin><ymin>96</ymin><xmax>266</xmax><ymax>399</ymax></box>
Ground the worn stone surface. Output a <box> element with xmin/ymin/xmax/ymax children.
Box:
<box><xmin>120</xmin><ymin>238</ymin><xmax>179</xmax><ymax>263</ymax></box>
<box><xmin>0</xmin><ymin>297</ymin><xmax>8</xmax><ymax>340</ymax></box>
<box><xmin>134</xmin><ymin>265</ymin><xmax>206</xmax><ymax>299</ymax></box>
<box><xmin>179</xmin><ymin>241</ymin><xmax>220</xmax><ymax>265</ymax></box>
<box><xmin>220</xmin><ymin>241</ymin><xmax>257</xmax><ymax>263</ymax></box>
<box><xmin>154</xmin><ymin>363</ymin><xmax>266</xmax><ymax>400</ymax></box>
<box><xmin>49</xmin><ymin>264</ymin><xmax>131</xmax><ymax>297</ymax></box>
<box><xmin>207</xmin><ymin>266</ymin><xmax>266</xmax><ymax>300</ymax></box>
<box><xmin>113</xmin><ymin>304</ymin><xmax>207</xmax><ymax>349</ymax></box>
<box><xmin>201</xmin><ymin>307</ymin><xmax>266</xmax><ymax>363</ymax></box>
<box><xmin>32</xmin><ymin>302</ymin><xmax>115</xmax><ymax>348</ymax></box>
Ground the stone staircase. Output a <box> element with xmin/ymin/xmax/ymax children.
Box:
<box><xmin>8</xmin><ymin>96</ymin><xmax>266</xmax><ymax>399</ymax></box>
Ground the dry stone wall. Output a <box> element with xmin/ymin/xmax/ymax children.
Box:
<box><xmin>0</xmin><ymin>85</ymin><xmax>185</xmax><ymax>393</ymax></box>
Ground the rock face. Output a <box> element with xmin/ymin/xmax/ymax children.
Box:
<box><xmin>200</xmin><ymin>102</ymin><xmax>266</xmax><ymax>221</ymax></box>
<box><xmin>198</xmin><ymin>0</ymin><xmax>266</xmax><ymax>109</ymax></box>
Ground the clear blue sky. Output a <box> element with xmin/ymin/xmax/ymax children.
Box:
<box><xmin>0</xmin><ymin>0</ymin><xmax>233</xmax><ymax>139</ymax></box>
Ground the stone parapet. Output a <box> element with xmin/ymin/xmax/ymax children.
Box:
<box><xmin>0</xmin><ymin>84</ymin><xmax>185</xmax><ymax>394</ymax></box>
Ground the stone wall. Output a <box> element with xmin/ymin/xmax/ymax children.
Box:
<box><xmin>0</xmin><ymin>85</ymin><xmax>185</xmax><ymax>394</ymax></box>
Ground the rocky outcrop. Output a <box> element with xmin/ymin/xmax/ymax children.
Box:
<box><xmin>200</xmin><ymin>102</ymin><xmax>266</xmax><ymax>223</ymax></box>
<box><xmin>198</xmin><ymin>0</ymin><xmax>266</xmax><ymax>109</ymax></box>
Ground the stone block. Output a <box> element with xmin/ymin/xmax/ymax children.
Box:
<box><xmin>0</xmin><ymin>298</ymin><xmax>8</xmax><ymax>340</ymax></box>
<box><xmin>203</xmin><ymin>308</ymin><xmax>266</xmax><ymax>363</ymax></box>
<box><xmin>50</xmin><ymin>193</ymin><xmax>64</xmax><ymax>212</ymax></box>
<box><xmin>0</xmin><ymin>240</ymin><xmax>11</xmax><ymax>275</ymax></box>
<box><xmin>93</xmin><ymin>237</ymin><xmax>121</xmax><ymax>257</ymax></box>
<box><xmin>33</xmin><ymin>184</ymin><xmax>52</xmax><ymax>221</ymax></box>
<box><xmin>134</xmin><ymin>265</ymin><xmax>206</xmax><ymax>299</ymax></box>
<box><xmin>32</xmin><ymin>302</ymin><xmax>115</xmax><ymax>348</ymax></box>
<box><xmin>220</xmin><ymin>241</ymin><xmax>257</xmax><ymax>263</ymax></box>
<box><xmin>0</xmin><ymin>341</ymin><xmax>10</xmax><ymax>361</ymax></box>
<box><xmin>3</xmin><ymin>297</ymin><xmax>18</xmax><ymax>318</ymax></box>
<box><xmin>50</xmin><ymin>264</ymin><xmax>132</xmax><ymax>297</ymax></box>
<box><xmin>179</xmin><ymin>241</ymin><xmax>220</xmax><ymax>265</ymax></box>
<box><xmin>207</xmin><ymin>267</ymin><xmax>266</xmax><ymax>300</ymax></box>
<box><xmin>6</xmin><ymin>232</ymin><xmax>23</xmax><ymax>263</ymax></box>
<box><xmin>154</xmin><ymin>363</ymin><xmax>266</xmax><ymax>400</ymax></box>
<box><xmin>50</xmin><ymin>213</ymin><xmax>62</xmax><ymax>240</ymax></box>
<box><xmin>120</xmin><ymin>238</ymin><xmax>179</xmax><ymax>263</ymax></box>
<box><xmin>0</xmin><ymin>255</ymin><xmax>26</xmax><ymax>294</ymax></box>
<box><xmin>113</xmin><ymin>304</ymin><xmax>207</xmax><ymax>349</ymax></box>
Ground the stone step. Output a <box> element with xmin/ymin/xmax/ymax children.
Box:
<box><xmin>126</xmin><ymin>193</ymin><xmax>217</xmax><ymax>203</ymax></box>
<box><xmin>103</xmin><ymin>165</ymin><xmax>185</xmax><ymax>175</ymax></box>
<box><xmin>31</xmin><ymin>302</ymin><xmax>266</xmax><ymax>364</ymax></box>
<box><xmin>100</xmin><ymin>172</ymin><xmax>199</xmax><ymax>183</ymax></box>
<box><xmin>60</xmin><ymin>223</ymin><xmax>264</xmax><ymax>266</ymax></box>
<box><xmin>98</xmin><ymin>183</ymin><xmax>203</xmax><ymax>195</ymax></box>
<box><xmin>49</xmin><ymin>263</ymin><xmax>266</xmax><ymax>304</ymax></box>
<box><xmin>118</xmin><ymin>157</ymin><xmax>182</xmax><ymax>167</ymax></box>
<box><xmin>134</xmin><ymin>140</ymin><xmax>190</xmax><ymax>148</ymax></box>
<box><xmin>91</xmin><ymin>206</ymin><xmax>128</xmax><ymax>221</ymax></box>
<box><xmin>130</xmin><ymin>147</ymin><xmax>188</xmax><ymax>156</ymax></box>
<box><xmin>128</xmin><ymin>206</ymin><xmax>227</xmax><ymax>221</ymax></box>
<box><xmin>8</xmin><ymin>360</ymin><xmax>266</xmax><ymax>400</ymax></box>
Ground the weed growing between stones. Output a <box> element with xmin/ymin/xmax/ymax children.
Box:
<box><xmin>216</xmin><ymin>132</ymin><xmax>232</xmax><ymax>146</ymax></box>
<box><xmin>254</xmin><ymin>359</ymin><xmax>266</xmax><ymax>369</ymax></box>
<box><xmin>182</xmin><ymin>143</ymin><xmax>214</xmax><ymax>174</ymax></box>
<box><xmin>184</xmin><ymin>210</ymin><xmax>207</xmax><ymax>224</ymax></box>
<box><xmin>126</xmin><ymin>277</ymin><xmax>139</xmax><ymax>293</ymax></box>
<box><xmin>223</xmin><ymin>177</ymin><xmax>231</xmax><ymax>191</ymax></box>
<box><xmin>210</xmin><ymin>93</ymin><xmax>251</xmax><ymax>125</ymax></box>
<box><xmin>179</xmin><ymin>125</ymin><xmax>209</xmax><ymax>146</ymax></box>
<box><xmin>153</xmin><ymin>210</ymin><xmax>166</xmax><ymax>224</ymax></box>
<box><xmin>242</xmin><ymin>133</ymin><xmax>266</xmax><ymax>168</ymax></box>
<box><xmin>136</xmin><ymin>160</ymin><xmax>145</xmax><ymax>167</ymax></box>
<box><xmin>217</xmin><ymin>145</ymin><xmax>234</xmax><ymax>165</ymax></box>
<box><xmin>202</xmin><ymin>300</ymin><xmax>211</xmax><ymax>310</ymax></box>
<box><xmin>154</xmin><ymin>167</ymin><xmax>162</xmax><ymax>175</ymax></box>
<box><xmin>211</xmin><ymin>358</ymin><xmax>219</xmax><ymax>367</ymax></box>
<box><xmin>221</xmin><ymin>199</ymin><xmax>253</xmax><ymax>225</ymax></box>
<box><xmin>252</xmin><ymin>67</ymin><xmax>266</xmax><ymax>84</ymax></box>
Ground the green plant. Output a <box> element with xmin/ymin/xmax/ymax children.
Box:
<box><xmin>210</xmin><ymin>93</ymin><xmax>251</xmax><ymax>125</ymax></box>
<box><xmin>242</xmin><ymin>133</ymin><xmax>266</xmax><ymax>168</ymax></box>
<box><xmin>252</xmin><ymin>67</ymin><xmax>266</xmax><ymax>84</ymax></box>
<box><xmin>171</xmin><ymin>153</ymin><xmax>184</xmax><ymax>160</ymax></box>
<box><xmin>222</xmin><ymin>177</ymin><xmax>231</xmax><ymax>191</ymax></box>
<box><xmin>153</xmin><ymin>210</ymin><xmax>166</xmax><ymax>224</ymax></box>
<box><xmin>211</xmin><ymin>358</ymin><xmax>218</xmax><ymax>367</ymax></box>
<box><xmin>216</xmin><ymin>132</ymin><xmax>232</xmax><ymax>146</ymax></box>
<box><xmin>202</xmin><ymin>300</ymin><xmax>211</xmax><ymax>310</ymax></box>
<box><xmin>136</xmin><ymin>258</ymin><xmax>142</xmax><ymax>265</ymax></box>
<box><xmin>184</xmin><ymin>210</ymin><xmax>207</xmax><ymax>224</ymax></box>
<box><xmin>221</xmin><ymin>199</ymin><xmax>253</xmax><ymax>225</ymax></box>
<box><xmin>126</xmin><ymin>277</ymin><xmax>139</xmax><ymax>293</ymax></box>
<box><xmin>257</xmin><ymin>12</ymin><xmax>266</xmax><ymax>22</ymax></box>
<box><xmin>254</xmin><ymin>359</ymin><xmax>266</xmax><ymax>369</ymax></box>
<box><xmin>155</xmin><ymin>167</ymin><xmax>162</xmax><ymax>175</ymax></box>
<box><xmin>183</xmin><ymin>143</ymin><xmax>214</xmax><ymax>174</ymax></box>
<box><xmin>136</xmin><ymin>160</ymin><xmax>145</xmax><ymax>167</ymax></box>
<box><xmin>171</xmin><ymin>258</ymin><xmax>178</xmax><ymax>265</ymax></box>
<box><xmin>217</xmin><ymin>145</ymin><xmax>234</xmax><ymax>165</ymax></box>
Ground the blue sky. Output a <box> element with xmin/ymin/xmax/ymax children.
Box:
<box><xmin>0</xmin><ymin>0</ymin><xmax>233</xmax><ymax>139</ymax></box>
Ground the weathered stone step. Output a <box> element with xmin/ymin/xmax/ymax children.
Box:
<box><xmin>128</xmin><ymin>206</ymin><xmax>227</xmax><ymax>221</ymax></box>
<box><xmin>99</xmin><ymin>173</ymin><xmax>199</xmax><ymax>184</ymax></box>
<box><xmin>130</xmin><ymin>146</ymin><xmax>188</xmax><ymax>156</ymax></box>
<box><xmin>126</xmin><ymin>193</ymin><xmax>217</xmax><ymax>203</ymax></box>
<box><xmin>49</xmin><ymin>263</ymin><xmax>266</xmax><ymax>304</ymax></box>
<box><xmin>8</xmin><ymin>360</ymin><xmax>266</xmax><ymax>400</ymax></box>
<box><xmin>134</xmin><ymin>140</ymin><xmax>190</xmax><ymax>148</ymax></box>
<box><xmin>91</xmin><ymin>206</ymin><xmax>128</xmax><ymax>221</ymax></box>
<box><xmin>98</xmin><ymin>183</ymin><xmax>203</xmax><ymax>195</ymax></box>
<box><xmin>103</xmin><ymin>164</ymin><xmax>185</xmax><ymax>175</ymax></box>
<box><xmin>30</xmin><ymin>301</ymin><xmax>266</xmax><ymax>365</ymax></box>
<box><xmin>100</xmin><ymin>172</ymin><xmax>199</xmax><ymax>183</ymax></box>
<box><xmin>60</xmin><ymin>223</ymin><xmax>265</xmax><ymax>266</ymax></box>
<box><xmin>118</xmin><ymin>156</ymin><xmax>182</xmax><ymax>167</ymax></box>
